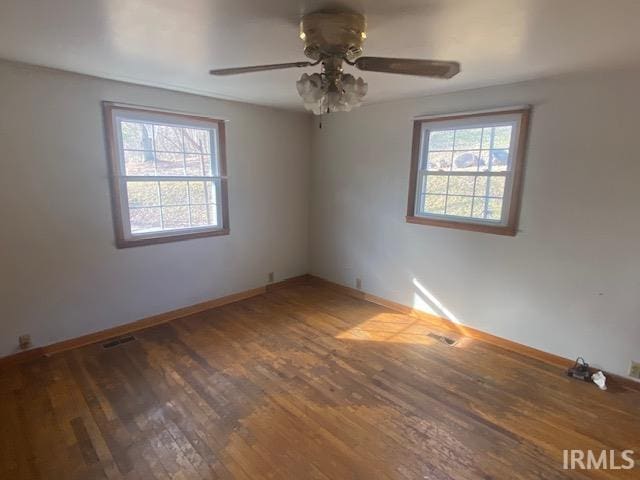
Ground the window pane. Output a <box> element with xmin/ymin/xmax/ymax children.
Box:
<box><xmin>190</xmin><ymin>180</ymin><xmax>216</xmax><ymax>205</ymax></box>
<box><xmin>454</xmin><ymin>128</ymin><xmax>482</xmax><ymax>150</ymax></box>
<box><xmin>190</xmin><ymin>205</ymin><xmax>209</xmax><ymax>226</ymax></box>
<box><xmin>124</xmin><ymin>150</ymin><xmax>156</xmax><ymax>176</ymax></box>
<box><xmin>423</xmin><ymin>194</ymin><xmax>446</xmax><ymax>214</ymax></box>
<box><xmin>478</xmin><ymin>150</ymin><xmax>491</xmax><ymax>171</ymax></box>
<box><xmin>154</xmin><ymin>125</ymin><xmax>183</xmax><ymax>152</ymax></box>
<box><xmin>479</xmin><ymin>149</ymin><xmax>509</xmax><ymax>171</ymax></box>
<box><xmin>473</xmin><ymin>176</ymin><xmax>506</xmax><ymax>198</ymax></box>
<box><xmin>493</xmin><ymin>126</ymin><xmax>512</xmax><ymax>148</ymax></box>
<box><xmin>448</xmin><ymin>176</ymin><xmax>476</xmax><ymax>196</ymax></box>
<box><xmin>156</xmin><ymin>152</ymin><xmax>185</xmax><ymax>176</ymax></box>
<box><xmin>162</xmin><ymin>206</ymin><xmax>190</xmax><ymax>229</ymax></box>
<box><xmin>189</xmin><ymin>181</ymin><xmax>206</xmax><ymax>204</ymax></box>
<box><xmin>185</xmin><ymin>154</ymin><xmax>203</xmax><ymax>176</ymax></box>
<box><xmin>445</xmin><ymin>195</ymin><xmax>473</xmax><ymax>217</ymax></box>
<box><xmin>471</xmin><ymin>194</ymin><xmax>505</xmax><ymax>221</ymax></box>
<box><xmin>428</xmin><ymin>130</ymin><xmax>454</xmax><ymax>150</ymax></box>
<box><xmin>127</xmin><ymin>181</ymin><xmax>159</xmax><ymax>207</ymax></box>
<box><xmin>488</xmin><ymin>176</ymin><xmax>506</xmax><ymax>197</ymax></box>
<box><xmin>486</xmin><ymin>198</ymin><xmax>503</xmax><ymax>220</ymax></box>
<box><xmin>425</xmin><ymin>175</ymin><xmax>447</xmax><ymax>194</ymax></box>
<box><xmin>183</xmin><ymin>127</ymin><xmax>211</xmax><ymax>154</ymax></box>
<box><xmin>130</xmin><ymin>207</ymin><xmax>162</xmax><ymax>233</ymax></box>
<box><xmin>121</xmin><ymin>122</ymin><xmax>154</xmax><ymax>151</ymax></box>
<box><xmin>159</xmin><ymin>181</ymin><xmax>188</xmax><ymax>206</ymax></box>
<box><xmin>481</xmin><ymin>125</ymin><xmax>512</xmax><ymax>149</ymax></box>
<box><xmin>475</xmin><ymin>176</ymin><xmax>487</xmax><ymax>193</ymax></box>
<box><xmin>472</xmin><ymin>197</ymin><xmax>487</xmax><ymax>218</ymax></box>
<box><xmin>427</xmin><ymin>151</ymin><xmax>452</xmax><ymax>171</ymax></box>
<box><xmin>185</xmin><ymin>153</ymin><xmax>213</xmax><ymax>176</ymax></box>
<box><xmin>481</xmin><ymin>128</ymin><xmax>492</xmax><ymax>150</ymax></box>
<box><xmin>452</xmin><ymin>151</ymin><xmax>481</xmax><ymax>171</ymax></box>
<box><xmin>489</xmin><ymin>149</ymin><xmax>509</xmax><ymax>171</ymax></box>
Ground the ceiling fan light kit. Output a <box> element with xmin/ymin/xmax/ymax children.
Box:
<box><xmin>296</xmin><ymin>72</ymin><xmax>368</xmax><ymax>114</ymax></box>
<box><xmin>296</xmin><ymin>13</ymin><xmax>368</xmax><ymax>114</ymax></box>
<box><xmin>209</xmin><ymin>11</ymin><xmax>461</xmax><ymax>115</ymax></box>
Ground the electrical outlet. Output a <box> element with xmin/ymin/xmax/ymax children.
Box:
<box><xmin>18</xmin><ymin>334</ymin><xmax>31</xmax><ymax>350</ymax></box>
<box><xmin>268</xmin><ymin>272</ymin><xmax>274</xmax><ymax>283</ymax></box>
<box><xmin>629</xmin><ymin>361</ymin><xmax>640</xmax><ymax>379</ymax></box>
<box><xmin>355</xmin><ymin>277</ymin><xmax>362</xmax><ymax>290</ymax></box>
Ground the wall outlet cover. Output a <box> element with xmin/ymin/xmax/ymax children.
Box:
<box><xmin>355</xmin><ymin>277</ymin><xmax>362</xmax><ymax>290</ymax></box>
<box><xmin>268</xmin><ymin>272</ymin><xmax>274</xmax><ymax>283</ymax></box>
<box><xmin>629</xmin><ymin>361</ymin><xmax>640</xmax><ymax>379</ymax></box>
<box><xmin>18</xmin><ymin>334</ymin><xmax>31</xmax><ymax>350</ymax></box>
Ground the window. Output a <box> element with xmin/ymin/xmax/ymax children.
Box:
<box><xmin>406</xmin><ymin>108</ymin><xmax>529</xmax><ymax>235</ymax></box>
<box><xmin>103</xmin><ymin>103</ymin><xmax>229</xmax><ymax>247</ymax></box>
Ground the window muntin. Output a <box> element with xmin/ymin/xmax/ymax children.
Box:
<box><xmin>105</xmin><ymin>104</ymin><xmax>229</xmax><ymax>247</ymax></box>
<box><xmin>408</xmin><ymin>110</ymin><xmax>528</xmax><ymax>235</ymax></box>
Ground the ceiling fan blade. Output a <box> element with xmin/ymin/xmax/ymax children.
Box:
<box><xmin>209</xmin><ymin>61</ymin><xmax>314</xmax><ymax>76</ymax></box>
<box><xmin>354</xmin><ymin>57</ymin><xmax>460</xmax><ymax>78</ymax></box>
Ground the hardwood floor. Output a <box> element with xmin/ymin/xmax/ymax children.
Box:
<box><xmin>1</xmin><ymin>282</ymin><xmax>638</xmax><ymax>479</ymax></box>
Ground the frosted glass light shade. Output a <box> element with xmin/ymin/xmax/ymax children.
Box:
<box><xmin>296</xmin><ymin>73</ymin><xmax>368</xmax><ymax>115</ymax></box>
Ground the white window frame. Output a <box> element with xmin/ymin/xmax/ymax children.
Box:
<box><xmin>103</xmin><ymin>103</ymin><xmax>229</xmax><ymax>247</ymax></box>
<box><xmin>407</xmin><ymin>108</ymin><xmax>530</xmax><ymax>236</ymax></box>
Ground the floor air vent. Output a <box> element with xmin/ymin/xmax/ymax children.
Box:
<box><xmin>427</xmin><ymin>332</ymin><xmax>457</xmax><ymax>346</ymax></box>
<box><xmin>102</xmin><ymin>335</ymin><xmax>136</xmax><ymax>349</ymax></box>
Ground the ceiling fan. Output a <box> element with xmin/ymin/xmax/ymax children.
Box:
<box><xmin>209</xmin><ymin>11</ymin><xmax>461</xmax><ymax>115</ymax></box>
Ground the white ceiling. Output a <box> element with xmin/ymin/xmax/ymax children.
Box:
<box><xmin>1</xmin><ymin>0</ymin><xmax>640</xmax><ymax>110</ymax></box>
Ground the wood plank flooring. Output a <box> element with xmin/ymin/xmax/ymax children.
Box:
<box><xmin>1</xmin><ymin>283</ymin><xmax>638</xmax><ymax>479</ymax></box>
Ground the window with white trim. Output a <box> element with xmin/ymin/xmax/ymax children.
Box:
<box><xmin>407</xmin><ymin>109</ymin><xmax>529</xmax><ymax>235</ymax></box>
<box><xmin>104</xmin><ymin>103</ymin><xmax>229</xmax><ymax>247</ymax></box>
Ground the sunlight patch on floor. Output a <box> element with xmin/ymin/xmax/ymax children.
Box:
<box><xmin>335</xmin><ymin>312</ymin><xmax>440</xmax><ymax>344</ymax></box>
<box><xmin>334</xmin><ymin>279</ymin><xmax>472</xmax><ymax>346</ymax></box>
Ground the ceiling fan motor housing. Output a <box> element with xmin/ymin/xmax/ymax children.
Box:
<box><xmin>300</xmin><ymin>12</ymin><xmax>367</xmax><ymax>62</ymax></box>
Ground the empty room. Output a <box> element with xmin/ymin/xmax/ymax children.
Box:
<box><xmin>1</xmin><ymin>0</ymin><xmax>639</xmax><ymax>478</ymax></box>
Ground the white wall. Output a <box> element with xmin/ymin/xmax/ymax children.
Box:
<box><xmin>2</xmin><ymin>59</ymin><xmax>637</xmax><ymax>379</ymax></box>
<box><xmin>310</xmin><ymin>69</ymin><xmax>640</xmax><ymax>377</ymax></box>
<box><xmin>0</xmin><ymin>60</ymin><xmax>311</xmax><ymax>357</ymax></box>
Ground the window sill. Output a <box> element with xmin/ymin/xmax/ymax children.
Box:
<box><xmin>116</xmin><ymin>227</ymin><xmax>230</xmax><ymax>248</ymax></box>
<box><xmin>406</xmin><ymin>215</ymin><xmax>516</xmax><ymax>236</ymax></box>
